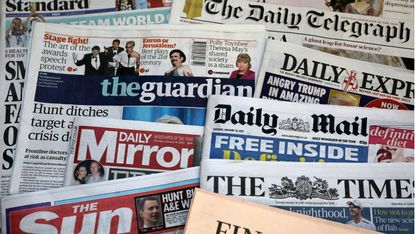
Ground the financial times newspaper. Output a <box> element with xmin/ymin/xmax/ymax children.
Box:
<box><xmin>0</xmin><ymin>0</ymin><xmax>171</xmax><ymax>196</ymax></box>
<box><xmin>202</xmin><ymin>95</ymin><xmax>414</xmax><ymax>163</ymax></box>
<box><xmin>254</xmin><ymin>40</ymin><xmax>414</xmax><ymax>110</ymax></box>
<box><xmin>64</xmin><ymin>117</ymin><xmax>203</xmax><ymax>186</ymax></box>
<box><xmin>10</xmin><ymin>22</ymin><xmax>265</xmax><ymax>194</ymax></box>
<box><xmin>2</xmin><ymin>167</ymin><xmax>199</xmax><ymax>234</ymax></box>
<box><xmin>169</xmin><ymin>0</ymin><xmax>414</xmax><ymax>70</ymax></box>
<box><xmin>200</xmin><ymin>160</ymin><xmax>414</xmax><ymax>233</ymax></box>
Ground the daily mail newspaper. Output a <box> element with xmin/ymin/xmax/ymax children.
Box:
<box><xmin>0</xmin><ymin>0</ymin><xmax>172</xmax><ymax>196</ymax></box>
<box><xmin>200</xmin><ymin>160</ymin><xmax>414</xmax><ymax>233</ymax></box>
<box><xmin>169</xmin><ymin>0</ymin><xmax>414</xmax><ymax>70</ymax></box>
<box><xmin>10</xmin><ymin>22</ymin><xmax>266</xmax><ymax>194</ymax></box>
<box><xmin>64</xmin><ymin>117</ymin><xmax>203</xmax><ymax>186</ymax></box>
<box><xmin>202</xmin><ymin>95</ymin><xmax>414</xmax><ymax>163</ymax></box>
<box><xmin>254</xmin><ymin>40</ymin><xmax>414</xmax><ymax>110</ymax></box>
<box><xmin>2</xmin><ymin>167</ymin><xmax>199</xmax><ymax>234</ymax></box>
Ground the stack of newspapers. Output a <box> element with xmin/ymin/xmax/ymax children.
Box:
<box><xmin>0</xmin><ymin>0</ymin><xmax>413</xmax><ymax>233</ymax></box>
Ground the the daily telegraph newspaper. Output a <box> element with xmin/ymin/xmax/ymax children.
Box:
<box><xmin>0</xmin><ymin>0</ymin><xmax>172</xmax><ymax>196</ymax></box>
<box><xmin>185</xmin><ymin>188</ymin><xmax>375</xmax><ymax>233</ymax></box>
<box><xmin>200</xmin><ymin>160</ymin><xmax>414</xmax><ymax>233</ymax></box>
<box><xmin>202</xmin><ymin>95</ymin><xmax>414</xmax><ymax>163</ymax></box>
<box><xmin>254</xmin><ymin>40</ymin><xmax>414</xmax><ymax>110</ymax></box>
<box><xmin>10</xmin><ymin>22</ymin><xmax>266</xmax><ymax>194</ymax></box>
<box><xmin>169</xmin><ymin>0</ymin><xmax>414</xmax><ymax>70</ymax></box>
<box><xmin>64</xmin><ymin>117</ymin><xmax>203</xmax><ymax>186</ymax></box>
<box><xmin>2</xmin><ymin>167</ymin><xmax>199</xmax><ymax>234</ymax></box>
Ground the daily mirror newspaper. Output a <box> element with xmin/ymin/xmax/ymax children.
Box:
<box><xmin>169</xmin><ymin>0</ymin><xmax>414</xmax><ymax>70</ymax></box>
<box><xmin>9</xmin><ymin>22</ymin><xmax>265</xmax><ymax>194</ymax></box>
<box><xmin>64</xmin><ymin>117</ymin><xmax>203</xmax><ymax>186</ymax></box>
<box><xmin>200</xmin><ymin>160</ymin><xmax>414</xmax><ymax>233</ymax></box>
<box><xmin>202</xmin><ymin>95</ymin><xmax>414</xmax><ymax>163</ymax></box>
<box><xmin>185</xmin><ymin>188</ymin><xmax>375</xmax><ymax>233</ymax></box>
<box><xmin>0</xmin><ymin>0</ymin><xmax>171</xmax><ymax>196</ymax></box>
<box><xmin>2</xmin><ymin>167</ymin><xmax>199</xmax><ymax>234</ymax></box>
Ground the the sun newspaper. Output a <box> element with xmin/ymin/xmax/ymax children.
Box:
<box><xmin>0</xmin><ymin>0</ymin><xmax>172</xmax><ymax>196</ymax></box>
<box><xmin>200</xmin><ymin>160</ymin><xmax>414</xmax><ymax>233</ymax></box>
<box><xmin>169</xmin><ymin>0</ymin><xmax>414</xmax><ymax>70</ymax></box>
<box><xmin>2</xmin><ymin>167</ymin><xmax>199</xmax><ymax>234</ymax></box>
<box><xmin>202</xmin><ymin>95</ymin><xmax>414</xmax><ymax>163</ymax></box>
<box><xmin>9</xmin><ymin>22</ymin><xmax>266</xmax><ymax>194</ymax></box>
<box><xmin>64</xmin><ymin>117</ymin><xmax>203</xmax><ymax>186</ymax></box>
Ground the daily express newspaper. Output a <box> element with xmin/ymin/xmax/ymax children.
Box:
<box><xmin>10</xmin><ymin>22</ymin><xmax>266</xmax><ymax>194</ymax></box>
<box><xmin>169</xmin><ymin>0</ymin><xmax>414</xmax><ymax>70</ymax></box>
<box><xmin>200</xmin><ymin>160</ymin><xmax>414</xmax><ymax>233</ymax></box>
<box><xmin>202</xmin><ymin>95</ymin><xmax>414</xmax><ymax>163</ymax></box>
<box><xmin>0</xmin><ymin>0</ymin><xmax>172</xmax><ymax>196</ymax></box>
<box><xmin>64</xmin><ymin>117</ymin><xmax>203</xmax><ymax>186</ymax></box>
<box><xmin>254</xmin><ymin>40</ymin><xmax>414</xmax><ymax>110</ymax></box>
<box><xmin>2</xmin><ymin>167</ymin><xmax>199</xmax><ymax>234</ymax></box>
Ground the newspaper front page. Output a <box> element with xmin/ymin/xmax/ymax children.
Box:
<box><xmin>0</xmin><ymin>0</ymin><xmax>172</xmax><ymax>196</ymax></box>
<box><xmin>10</xmin><ymin>22</ymin><xmax>266</xmax><ymax>194</ymax></box>
<box><xmin>200</xmin><ymin>160</ymin><xmax>414</xmax><ymax>233</ymax></box>
<box><xmin>202</xmin><ymin>95</ymin><xmax>414</xmax><ymax>163</ymax></box>
<box><xmin>254</xmin><ymin>40</ymin><xmax>414</xmax><ymax>110</ymax></box>
<box><xmin>169</xmin><ymin>0</ymin><xmax>414</xmax><ymax>70</ymax></box>
<box><xmin>2</xmin><ymin>167</ymin><xmax>199</xmax><ymax>234</ymax></box>
<box><xmin>64</xmin><ymin>117</ymin><xmax>203</xmax><ymax>186</ymax></box>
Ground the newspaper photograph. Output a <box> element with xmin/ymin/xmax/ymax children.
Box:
<box><xmin>9</xmin><ymin>22</ymin><xmax>265</xmax><ymax>194</ymax></box>
<box><xmin>2</xmin><ymin>167</ymin><xmax>199</xmax><ymax>234</ymax></box>
<box><xmin>169</xmin><ymin>0</ymin><xmax>414</xmax><ymax>70</ymax></box>
<box><xmin>0</xmin><ymin>0</ymin><xmax>172</xmax><ymax>196</ymax></box>
<box><xmin>202</xmin><ymin>95</ymin><xmax>414</xmax><ymax>163</ymax></box>
<box><xmin>254</xmin><ymin>40</ymin><xmax>414</xmax><ymax>110</ymax></box>
<box><xmin>200</xmin><ymin>160</ymin><xmax>414</xmax><ymax>233</ymax></box>
<box><xmin>64</xmin><ymin>117</ymin><xmax>203</xmax><ymax>186</ymax></box>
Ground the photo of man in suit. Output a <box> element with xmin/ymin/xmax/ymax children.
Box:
<box><xmin>73</xmin><ymin>45</ymin><xmax>108</xmax><ymax>76</ymax></box>
<box><xmin>105</xmin><ymin>39</ymin><xmax>124</xmax><ymax>76</ymax></box>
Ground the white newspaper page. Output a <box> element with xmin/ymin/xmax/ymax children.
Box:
<box><xmin>170</xmin><ymin>0</ymin><xmax>414</xmax><ymax>70</ymax></box>
<box><xmin>0</xmin><ymin>0</ymin><xmax>172</xmax><ymax>196</ymax></box>
<box><xmin>64</xmin><ymin>117</ymin><xmax>203</xmax><ymax>186</ymax></box>
<box><xmin>10</xmin><ymin>22</ymin><xmax>266</xmax><ymax>194</ymax></box>
<box><xmin>254</xmin><ymin>40</ymin><xmax>414</xmax><ymax>110</ymax></box>
<box><xmin>2</xmin><ymin>167</ymin><xmax>199</xmax><ymax>234</ymax></box>
<box><xmin>202</xmin><ymin>95</ymin><xmax>414</xmax><ymax>163</ymax></box>
<box><xmin>200</xmin><ymin>160</ymin><xmax>414</xmax><ymax>233</ymax></box>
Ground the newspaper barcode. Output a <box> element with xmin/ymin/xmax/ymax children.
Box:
<box><xmin>191</xmin><ymin>40</ymin><xmax>207</xmax><ymax>66</ymax></box>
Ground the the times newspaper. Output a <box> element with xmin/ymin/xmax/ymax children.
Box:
<box><xmin>186</xmin><ymin>189</ymin><xmax>375</xmax><ymax>233</ymax></box>
<box><xmin>2</xmin><ymin>167</ymin><xmax>199</xmax><ymax>234</ymax></box>
<box><xmin>200</xmin><ymin>160</ymin><xmax>414</xmax><ymax>233</ymax></box>
<box><xmin>64</xmin><ymin>117</ymin><xmax>203</xmax><ymax>186</ymax></box>
<box><xmin>169</xmin><ymin>0</ymin><xmax>414</xmax><ymax>70</ymax></box>
<box><xmin>0</xmin><ymin>0</ymin><xmax>172</xmax><ymax>196</ymax></box>
<box><xmin>10</xmin><ymin>22</ymin><xmax>266</xmax><ymax>194</ymax></box>
<box><xmin>254</xmin><ymin>40</ymin><xmax>414</xmax><ymax>110</ymax></box>
<box><xmin>202</xmin><ymin>95</ymin><xmax>414</xmax><ymax>163</ymax></box>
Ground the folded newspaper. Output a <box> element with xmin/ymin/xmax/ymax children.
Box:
<box><xmin>185</xmin><ymin>188</ymin><xmax>376</xmax><ymax>233</ymax></box>
<box><xmin>9</xmin><ymin>22</ymin><xmax>266</xmax><ymax>194</ymax></box>
<box><xmin>254</xmin><ymin>40</ymin><xmax>414</xmax><ymax>110</ymax></box>
<box><xmin>170</xmin><ymin>0</ymin><xmax>414</xmax><ymax>70</ymax></box>
<box><xmin>202</xmin><ymin>95</ymin><xmax>414</xmax><ymax>163</ymax></box>
<box><xmin>64</xmin><ymin>117</ymin><xmax>203</xmax><ymax>186</ymax></box>
<box><xmin>200</xmin><ymin>160</ymin><xmax>414</xmax><ymax>233</ymax></box>
<box><xmin>2</xmin><ymin>167</ymin><xmax>199</xmax><ymax>234</ymax></box>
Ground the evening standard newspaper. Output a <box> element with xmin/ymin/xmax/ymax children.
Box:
<box><xmin>10</xmin><ymin>22</ymin><xmax>266</xmax><ymax>194</ymax></box>
<box><xmin>0</xmin><ymin>0</ymin><xmax>171</xmax><ymax>196</ymax></box>
<box><xmin>200</xmin><ymin>160</ymin><xmax>414</xmax><ymax>233</ymax></box>
<box><xmin>2</xmin><ymin>167</ymin><xmax>199</xmax><ymax>234</ymax></box>
<box><xmin>202</xmin><ymin>95</ymin><xmax>414</xmax><ymax>163</ymax></box>
<box><xmin>254</xmin><ymin>40</ymin><xmax>414</xmax><ymax>110</ymax></box>
<box><xmin>169</xmin><ymin>0</ymin><xmax>414</xmax><ymax>70</ymax></box>
<box><xmin>64</xmin><ymin>117</ymin><xmax>203</xmax><ymax>186</ymax></box>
